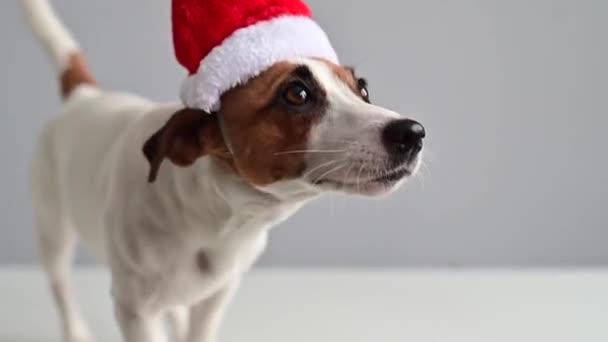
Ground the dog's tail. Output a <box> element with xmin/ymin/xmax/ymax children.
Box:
<box><xmin>22</xmin><ymin>0</ymin><xmax>96</xmax><ymax>99</ymax></box>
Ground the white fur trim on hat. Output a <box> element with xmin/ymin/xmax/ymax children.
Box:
<box><xmin>180</xmin><ymin>16</ymin><xmax>339</xmax><ymax>112</ymax></box>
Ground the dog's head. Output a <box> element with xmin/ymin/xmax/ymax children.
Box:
<box><xmin>143</xmin><ymin>58</ymin><xmax>425</xmax><ymax>197</ymax></box>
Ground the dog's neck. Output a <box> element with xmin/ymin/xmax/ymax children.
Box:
<box><xmin>158</xmin><ymin>157</ymin><xmax>320</xmax><ymax>240</ymax></box>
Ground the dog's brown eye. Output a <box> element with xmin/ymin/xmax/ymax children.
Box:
<box><xmin>284</xmin><ymin>82</ymin><xmax>310</xmax><ymax>106</ymax></box>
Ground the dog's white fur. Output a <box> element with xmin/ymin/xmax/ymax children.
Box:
<box><xmin>32</xmin><ymin>89</ymin><xmax>309</xmax><ymax>342</ymax></box>
<box><xmin>24</xmin><ymin>1</ymin><xmax>422</xmax><ymax>342</ymax></box>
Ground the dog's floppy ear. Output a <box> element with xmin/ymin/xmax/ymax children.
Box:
<box><xmin>142</xmin><ymin>108</ymin><xmax>220</xmax><ymax>183</ymax></box>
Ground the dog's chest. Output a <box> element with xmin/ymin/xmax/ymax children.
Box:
<box><xmin>204</xmin><ymin>203</ymin><xmax>300</xmax><ymax>269</ymax></box>
<box><xmin>134</xmin><ymin>231</ymin><xmax>267</xmax><ymax>311</ymax></box>
<box><xmin>148</xmin><ymin>204</ymin><xmax>298</xmax><ymax>309</ymax></box>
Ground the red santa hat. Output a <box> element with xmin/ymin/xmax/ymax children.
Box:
<box><xmin>173</xmin><ymin>0</ymin><xmax>339</xmax><ymax>112</ymax></box>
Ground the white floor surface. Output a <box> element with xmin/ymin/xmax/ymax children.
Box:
<box><xmin>1</xmin><ymin>267</ymin><xmax>607</xmax><ymax>342</ymax></box>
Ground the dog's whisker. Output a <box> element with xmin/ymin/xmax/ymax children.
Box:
<box><xmin>355</xmin><ymin>164</ymin><xmax>365</xmax><ymax>193</ymax></box>
<box><xmin>417</xmin><ymin>161</ymin><xmax>432</xmax><ymax>189</ymax></box>
<box><xmin>274</xmin><ymin>149</ymin><xmax>346</xmax><ymax>156</ymax></box>
<box><xmin>420</xmin><ymin>160</ymin><xmax>432</xmax><ymax>179</ymax></box>
<box><xmin>302</xmin><ymin>158</ymin><xmax>346</xmax><ymax>180</ymax></box>
<box><xmin>373</xmin><ymin>160</ymin><xmax>384</xmax><ymax>180</ymax></box>
<box><xmin>325</xmin><ymin>138</ymin><xmax>358</xmax><ymax>143</ymax></box>
<box><xmin>341</xmin><ymin>162</ymin><xmax>357</xmax><ymax>184</ymax></box>
<box><xmin>313</xmin><ymin>163</ymin><xmax>347</xmax><ymax>184</ymax></box>
<box><xmin>324</xmin><ymin>139</ymin><xmax>363</xmax><ymax>146</ymax></box>
<box><xmin>337</xmin><ymin>162</ymin><xmax>356</xmax><ymax>192</ymax></box>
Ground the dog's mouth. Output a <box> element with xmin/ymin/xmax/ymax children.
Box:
<box><xmin>310</xmin><ymin>165</ymin><xmax>412</xmax><ymax>195</ymax></box>
<box><xmin>370</xmin><ymin>168</ymin><xmax>411</xmax><ymax>183</ymax></box>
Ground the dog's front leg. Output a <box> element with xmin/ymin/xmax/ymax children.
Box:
<box><xmin>114</xmin><ymin>301</ymin><xmax>167</xmax><ymax>342</ymax></box>
<box><xmin>186</xmin><ymin>279</ymin><xmax>240</xmax><ymax>342</ymax></box>
<box><xmin>110</xmin><ymin>272</ymin><xmax>167</xmax><ymax>342</ymax></box>
<box><xmin>167</xmin><ymin>306</ymin><xmax>190</xmax><ymax>342</ymax></box>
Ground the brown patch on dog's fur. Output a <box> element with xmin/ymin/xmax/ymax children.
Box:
<box><xmin>218</xmin><ymin>62</ymin><xmax>327</xmax><ymax>185</ymax></box>
<box><xmin>142</xmin><ymin>62</ymin><xmax>328</xmax><ymax>185</ymax></box>
<box><xmin>60</xmin><ymin>52</ymin><xmax>96</xmax><ymax>98</ymax></box>
<box><xmin>315</xmin><ymin>59</ymin><xmax>369</xmax><ymax>102</ymax></box>
<box><xmin>329</xmin><ymin>64</ymin><xmax>360</xmax><ymax>94</ymax></box>
<box><xmin>196</xmin><ymin>250</ymin><xmax>211</xmax><ymax>273</ymax></box>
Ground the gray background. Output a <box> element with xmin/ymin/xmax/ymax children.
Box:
<box><xmin>2</xmin><ymin>0</ymin><xmax>607</xmax><ymax>267</ymax></box>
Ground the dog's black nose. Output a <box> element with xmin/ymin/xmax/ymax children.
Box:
<box><xmin>382</xmin><ymin>119</ymin><xmax>425</xmax><ymax>157</ymax></box>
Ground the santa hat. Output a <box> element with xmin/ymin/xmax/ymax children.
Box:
<box><xmin>173</xmin><ymin>0</ymin><xmax>339</xmax><ymax>112</ymax></box>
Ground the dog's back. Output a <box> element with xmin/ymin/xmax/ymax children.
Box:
<box><xmin>33</xmin><ymin>91</ymin><xmax>158</xmax><ymax>249</ymax></box>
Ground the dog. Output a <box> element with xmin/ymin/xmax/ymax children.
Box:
<box><xmin>23</xmin><ymin>1</ymin><xmax>425</xmax><ymax>342</ymax></box>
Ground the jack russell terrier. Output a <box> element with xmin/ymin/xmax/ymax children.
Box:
<box><xmin>22</xmin><ymin>1</ymin><xmax>425</xmax><ymax>342</ymax></box>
